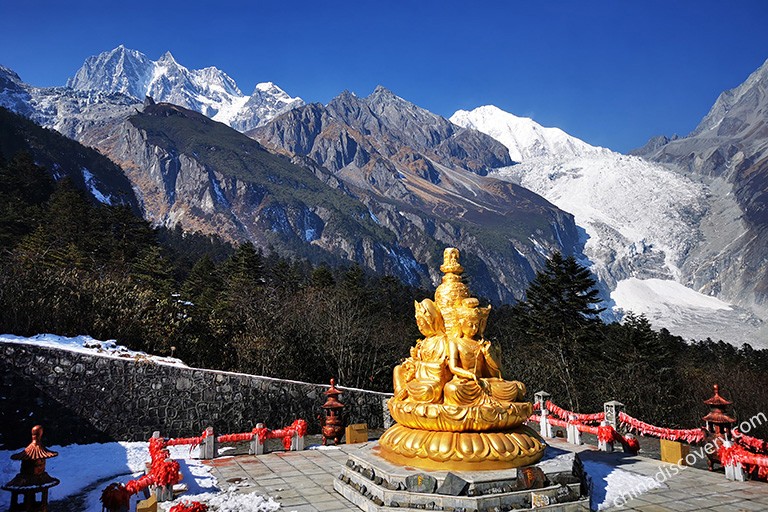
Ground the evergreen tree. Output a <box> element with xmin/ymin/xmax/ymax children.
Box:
<box><xmin>514</xmin><ymin>252</ymin><xmax>604</xmax><ymax>410</ymax></box>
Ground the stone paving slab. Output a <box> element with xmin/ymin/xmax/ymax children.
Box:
<box><xmin>198</xmin><ymin>437</ymin><xmax>768</xmax><ymax>512</ymax></box>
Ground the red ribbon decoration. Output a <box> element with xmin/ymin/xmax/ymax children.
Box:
<box><xmin>169</xmin><ymin>501</ymin><xmax>209</xmax><ymax>512</ymax></box>
<box><xmin>100</xmin><ymin>483</ymin><xmax>133</xmax><ymax>510</ymax></box>
<box><xmin>576</xmin><ymin>423</ymin><xmax>600</xmax><ymax>436</ymax></box>
<box><xmin>528</xmin><ymin>414</ymin><xmax>569</xmax><ymax>428</ymax></box>
<box><xmin>719</xmin><ymin>443</ymin><xmax>768</xmax><ymax>480</ymax></box>
<box><xmin>217</xmin><ymin>432</ymin><xmax>255</xmax><ymax>443</ymax></box>
<box><xmin>733</xmin><ymin>428</ymin><xmax>768</xmax><ymax>454</ymax></box>
<box><xmin>545</xmin><ymin>401</ymin><xmax>606</xmax><ymax>424</ymax></box>
<box><xmin>111</xmin><ymin>419</ymin><xmax>309</xmax><ymax>499</ymax></box>
<box><xmin>619</xmin><ymin>411</ymin><xmax>706</xmax><ymax>444</ymax></box>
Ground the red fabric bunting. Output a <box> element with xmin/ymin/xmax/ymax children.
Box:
<box><xmin>528</xmin><ymin>414</ymin><xmax>568</xmax><ymax>428</ymax></box>
<box><xmin>576</xmin><ymin>423</ymin><xmax>600</xmax><ymax>435</ymax></box>
<box><xmin>101</xmin><ymin>483</ymin><xmax>132</xmax><ymax>509</ymax></box>
<box><xmin>169</xmin><ymin>501</ymin><xmax>209</xmax><ymax>512</ymax></box>
<box><xmin>218</xmin><ymin>432</ymin><xmax>255</xmax><ymax>443</ymax></box>
<box><xmin>125</xmin><ymin>474</ymin><xmax>154</xmax><ymax>495</ymax></box>
<box><xmin>733</xmin><ymin>428</ymin><xmax>768</xmax><ymax>454</ymax></box>
<box><xmin>597</xmin><ymin>425</ymin><xmax>615</xmax><ymax>443</ymax></box>
<box><xmin>618</xmin><ymin>411</ymin><xmax>706</xmax><ymax>444</ymax></box>
<box><xmin>719</xmin><ymin>443</ymin><xmax>768</xmax><ymax>480</ymax></box>
<box><xmin>545</xmin><ymin>401</ymin><xmax>605</xmax><ymax>424</ymax></box>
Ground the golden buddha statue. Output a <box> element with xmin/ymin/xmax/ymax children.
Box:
<box><xmin>378</xmin><ymin>248</ymin><xmax>545</xmax><ymax>470</ymax></box>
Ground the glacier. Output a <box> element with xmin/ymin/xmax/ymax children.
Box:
<box><xmin>452</xmin><ymin>105</ymin><xmax>765</xmax><ymax>346</ymax></box>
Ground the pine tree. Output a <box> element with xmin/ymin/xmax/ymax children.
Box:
<box><xmin>514</xmin><ymin>252</ymin><xmax>604</xmax><ymax>410</ymax></box>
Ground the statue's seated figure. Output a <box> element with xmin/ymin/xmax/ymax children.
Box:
<box><xmin>393</xmin><ymin>299</ymin><xmax>451</xmax><ymax>403</ymax></box>
<box><xmin>443</xmin><ymin>298</ymin><xmax>525</xmax><ymax>407</ymax></box>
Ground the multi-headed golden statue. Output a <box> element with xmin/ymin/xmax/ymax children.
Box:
<box><xmin>379</xmin><ymin>248</ymin><xmax>545</xmax><ymax>470</ymax></box>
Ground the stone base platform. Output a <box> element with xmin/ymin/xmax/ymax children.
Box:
<box><xmin>334</xmin><ymin>442</ymin><xmax>589</xmax><ymax>512</ymax></box>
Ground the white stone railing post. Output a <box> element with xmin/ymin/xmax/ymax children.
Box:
<box><xmin>250</xmin><ymin>423</ymin><xmax>265</xmax><ymax>455</ymax></box>
<box><xmin>291</xmin><ymin>430</ymin><xmax>304</xmax><ymax>451</ymax></box>
<box><xmin>197</xmin><ymin>426</ymin><xmax>218</xmax><ymax>460</ymax></box>
<box><xmin>604</xmin><ymin>400</ymin><xmax>624</xmax><ymax>429</ymax></box>
<box><xmin>567</xmin><ymin>414</ymin><xmax>582</xmax><ymax>445</ymax></box>
<box><xmin>534</xmin><ymin>391</ymin><xmax>553</xmax><ymax>439</ymax></box>
<box><xmin>598</xmin><ymin>420</ymin><xmax>614</xmax><ymax>453</ymax></box>
<box><xmin>722</xmin><ymin>440</ymin><xmax>747</xmax><ymax>482</ymax></box>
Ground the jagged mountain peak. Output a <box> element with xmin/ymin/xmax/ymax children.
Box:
<box><xmin>59</xmin><ymin>46</ymin><xmax>301</xmax><ymax>132</ymax></box>
<box><xmin>0</xmin><ymin>65</ymin><xmax>24</xmax><ymax>85</ymax></box>
<box><xmin>157</xmin><ymin>50</ymin><xmax>178</xmax><ymax>64</ymax></box>
<box><xmin>450</xmin><ymin>105</ymin><xmax>608</xmax><ymax>161</ymax></box>
<box><xmin>67</xmin><ymin>46</ymin><xmax>154</xmax><ymax>99</ymax></box>
<box><xmin>369</xmin><ymin>85</ymin><xmax>396</xmax><ymax>98</ymax></box>
<box><xmin>691</xmin><ymin>58</ymin><xmax>768</xmax><ymax>138</ymax></box>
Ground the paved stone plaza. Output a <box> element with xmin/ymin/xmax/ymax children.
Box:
<box><xmin>202</xmin><ymin>437</ymin><xmax>768</xmax><ymax>512</ymax></box>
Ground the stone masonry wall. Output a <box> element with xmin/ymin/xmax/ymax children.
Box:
<box><xmin>0</xmin><ymin>342</ymin><xmax>391</xmax><ymax>449</ymax></box>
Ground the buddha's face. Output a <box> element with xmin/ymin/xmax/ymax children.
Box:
<box><xmin>416</xmin><ymin>314</ymin><xmax>434</xmax><ymax>336</ymax></box>
<box><xmin>460</xmin><ymin>318</ymin><xmax>479</xmax><ymax>338</ymax></box>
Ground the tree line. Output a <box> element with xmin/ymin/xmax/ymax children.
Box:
<box><xmin>2</xmin><ymin>152</ymin><xmax>767</xmax><ymax>436</ymax></box>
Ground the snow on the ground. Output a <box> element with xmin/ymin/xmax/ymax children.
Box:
<box><xmin>612</xmin><ymin>278</ymin><xmax>732</xmax><ymax>312</ymax></box>
<box><xmin>0</xmin><ymin>434</ymin><xmax>672</xmax><ymax>512</ymax></box>
<box><xmin>582</xmin><ymin>459</ymin><xmax>664</xmax><ymax>510</ymax></box>
<box><xmin>0</xmin><ymin>439</ymin><xmax>281</xmax><ymax>511</ymax></box>
<box><xmin>0</xmin><ymin>334</ymin><xmax>187</xmax><ymax>367</ymax></box>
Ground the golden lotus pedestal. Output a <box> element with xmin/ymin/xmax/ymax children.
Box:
<box><xmin>378</xmin><ymin>400</ymin><xmax>546</xmax><ymax>471</ymax></box>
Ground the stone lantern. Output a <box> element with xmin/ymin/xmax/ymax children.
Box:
<box><xmin>2</xmin><ymin>425</ymin><xmax>60</xmax><ymax>512</ymax></box>
<box><xmin>321</xmin><ymin>378</ymin><xmax>346</xmax><ymax>445</ymax></box>
<box><xmin>703</xmin><ymin>384</ymin><xmax>736</xmax><ymax>440</ymax></box>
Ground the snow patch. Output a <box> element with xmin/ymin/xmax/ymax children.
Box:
<box><xmin>0</xmin><ymin>441</ymin><xmax>219</xmax><ymax>511</ymax></box>
<box><xmin>582</xmin><ymin>460</ymin><xmax>664</xmax><ymax>510</ymax></box>
<box><xmin>82</xmin><ymin>167</ymin><xmax>113</xmax><ymax>205</ymax></box>
<box><xmin>0</xmin><ymin>334</ymin><xmax>187</xmax><ymax>367</ymax></box>
<box><xmin>451</xmin><ymin>105</ymin><xmax>609</xmax><ymax>161</ymax></box>
<box><xmin>612</xmin><ymin>278</ymin><xmax>733</xmax><ymax>313</ymax></box>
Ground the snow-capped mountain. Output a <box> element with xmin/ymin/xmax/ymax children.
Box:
<box><xmin>452</xmin><ymin>104</ymin><xmax>766</xmax><ymax>347</ymax></box>
<box><xmin>450</xmin><ymin>105</ymin><xmax>609</xmax><ymax>161</ymax></box>
<box><xmin>67</xmin><ymin>45</ymin><xmax>303</xmax><ymax>131</ymax></box>
<box><xmin>230</xmin><ymin>82</ymin><xmax>305</xmax><ymax>132</ymax></box>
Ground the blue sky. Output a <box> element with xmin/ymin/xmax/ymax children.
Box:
<box><xmin>1</xmin><ymin>1</ymin><xmax>767</xmax><ymax>153</ymax></box>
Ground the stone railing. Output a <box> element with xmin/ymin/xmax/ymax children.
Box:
<box><xmin>0</xmin><ymin>341</ymin><xmax>391</xmax><ymax>448</ymax></box>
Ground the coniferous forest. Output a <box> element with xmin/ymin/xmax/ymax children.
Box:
<box><xmin>2</xmin><ymin>151</ymin><xmax>768</xmax><ymax>436</ymax></box>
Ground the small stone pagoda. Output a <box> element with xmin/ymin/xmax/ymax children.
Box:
<box><xmin>2</xmin><ymin>425</ymin><xmax>60</xmax><ymax>512</ymax></box>
<box><xmin>703</xmin><ymin>384</ymin><xmax>736</xmax><ymax>440</ymax></box>
<box><xmin>321</xmin><ymin>378</ymin><xmax>346</xmax><ymax>445</ymax></box>
<box><xmin>379</xmin><ymin>248</ymin><xmax>545</xmax><ymax>470</ymax></box>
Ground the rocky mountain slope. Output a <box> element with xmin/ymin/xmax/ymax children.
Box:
<box><xmin>0</xmin><ymin>106</ymin><xmax>139</xmax><ymax>210</ymax></box>
<box><xmin>634</xmin><ymin>59</ymin><xmax>768</xmax><ymax>321</ymax></box>
<box><xmin>250</xmin><ymin>87</ymin><xmax>582</xmax><ymax>302</ymax></box>
<box><xmin>97</xmin><ymin>101</ymin><xmax>429</xmax><ymax>283</ymax></box>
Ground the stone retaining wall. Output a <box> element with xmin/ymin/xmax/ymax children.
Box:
<box><xmin>0</xmin><ymin>342</ymin><xmax>391</xmax><ymax>449</ymax></box>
